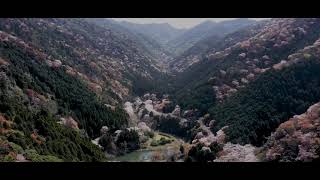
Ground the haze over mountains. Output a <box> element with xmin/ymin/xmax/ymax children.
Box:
<box><xmin>114</xmin><ymin>18</ymin><xmax>258</xmax><ymax>57</ymax></box>
<box><xmin>117</xmin><ymin>20</ymin><xmax>187</xmax><ymax>45</ymax></box>
<box><xmin>1</xmin><ymin>18</ymin><xmax>320</xmax><ymax>162</ymax></box>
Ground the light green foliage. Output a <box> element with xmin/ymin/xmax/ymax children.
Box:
<box><xmin>3</xmin><ymin>154</ymin><xmax>15</xmax><ymax>162</ymax></box>
<box><xmin>25</xmin><ymin>149</ymin><xmax>63</xmax><ymax>162</ymax></box>
<box><xmin>8</xmin><ymin>142</ymin><xmax>23</xmax><ymax>154</ymax></box>
<box><xmin>150</xmin><ymin>136</ymin><xmax>173</xmax><ymax>146</ymax></box>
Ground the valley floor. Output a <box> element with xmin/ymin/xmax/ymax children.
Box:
<box><xmin>108</xmin><ymin>132</ymin><xmax>186</xmax><ymax>162</ymax></box>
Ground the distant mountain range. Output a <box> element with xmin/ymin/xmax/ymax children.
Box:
<box><xmin>117</xmin><ymin>20</ymin><xmax>187</xmax><ymax>45</ymax></box>
<box><xmin>1</xmin><ymin>18</ymin><xmax>320</xmax><ymax>162</ymax></box>
<box><xmin>167</xmin><ymin>18</ymin><xmax>257</xmax><ymax>56</ymax></box>
<box><xmin>113</xmin><ymin>18</ymin><xmax>258</xmax><ymax>69</ymax></box>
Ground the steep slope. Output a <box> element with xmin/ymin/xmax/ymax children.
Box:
<box><xmin>182</xmin><ymin>31</ymin><xmax>320</xmax><ymax>160</ymax></box>
<box><xmin>86</xmin><ymin>18</ymin><xmax>175</xmax><ymax>69</ymax></box>
<box><xmin>117</xmin><ymin>20</ymin><xmax>186</xmax><ymax>46</ymax></box>
<box><xmin>0</xmin><ymin>18</ymin><xmax>166</xmax><ymax>101</ymax></box>
<box><xmin>209</xmin><ymin>58</ymin><xmax>320</xmax><ymax>146</ymax></box>
<box><xmin>173</xmin><ymin>18</ymin><xmax>320</xmax><ymax>114</ymax></box>
<box><xmin>261</xmin><ymin>102</ymin><xmax>320</xmax><ymax>162</ymax></box>
<box><xmin>170</xmin><ymin>20</ymin><xmax>265</xmax><ymax>72</ymax></box>
<box><xmin>167</xmin><ymin>18</ymin><xmax>256</xmax><ymax>57</ymax></box>
<box><xmin>209</xmin><ymin>32</ymin><xmax>320</xmax><ymax>145</ymax></box>
<box><xmin>0</xmin><ymin>31</ymin><xmax>126</xmax><ymax>161</ymax></box>
<box><xmin>0</xmin><ymin>18</ymin><xmax>171</xmax><ymax>162</ymax></box>
<box><xmin>2</xmin><ymin>18</ymin><xmax>320</xmax><ymax>162</ymax></box>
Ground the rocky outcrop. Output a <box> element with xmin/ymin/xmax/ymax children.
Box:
<box><xmin>263</xmin><ymin>102</ymin><xmax>320</xmax><ymax>162</ymax></box>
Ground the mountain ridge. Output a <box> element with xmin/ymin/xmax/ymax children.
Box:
<box><xmin>1</xmin><ymin>18</ymin><xmax>320</xmax><ymax>162</ymax></box>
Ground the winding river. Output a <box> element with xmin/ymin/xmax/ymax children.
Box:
<box><xmin>108</xmin><ymin>132</ymin><xmax>187</xmax><ymax>162</ymax></box>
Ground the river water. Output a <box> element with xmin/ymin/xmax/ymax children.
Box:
<box><xmin>108</xmin><ymin>132</ymin><xmax>186</xmax><ymax>162</ymax></box>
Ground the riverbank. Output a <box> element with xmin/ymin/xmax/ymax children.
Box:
<box><xmin>108</xmin><ymin>132</ymin><xmax>187</xmax><ymax>162</ymax></box>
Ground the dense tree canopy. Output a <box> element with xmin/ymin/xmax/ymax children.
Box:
<box><xmin>0</xmin><ymin>36</ymin><xmax>130</xmax><ymax>161</ymax></box>
<box><xmin>210</xmin><ymin>59</ymin><xmax>320</xmax><ymax>146</ymax></box>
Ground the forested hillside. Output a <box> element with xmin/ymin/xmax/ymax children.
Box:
<box><xmin>173</xmin><ymin>18</ymin><xmax>320</xmax><ymax>113</ymax></box>
<box><xmin>0</xmin><ymin>18</ymin><xmax>168</xmax><ymax>162</ymax></box>
<box><xmin>167</xmin><ymin>19</ymin><xmax>256</xmax><ymax>58</ymax></box>
<box><xmin>2</xmin><ymin>18</ymin><xmax>320</xmax><ymax>162</ymax></box>
<box><xmin>210</xmin><ymin>59</ymin><xmax>320</xmax><ymax>146</ymax></box>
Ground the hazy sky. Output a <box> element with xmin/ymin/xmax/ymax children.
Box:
<box><xmin>112</xmin><ymin>18</ymin><xmax>270</xmax><ymax>29</ymax></box>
